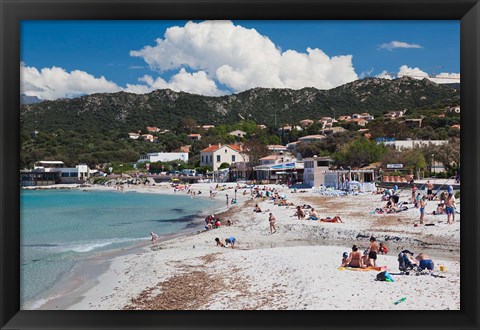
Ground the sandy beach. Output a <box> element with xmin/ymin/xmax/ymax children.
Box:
<box><xmin>34</xmin><ymin>181</ymin><xmax>460</xmax><ymax>310</ymax></box>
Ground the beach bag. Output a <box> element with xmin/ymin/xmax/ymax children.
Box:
<box><xmin>376</xmin><ymin>271</ymin><xmax>387</xmax><ymax>281</ymax></box>
<box><xmin>376</xmin><ymin>271</ymin><xmax>394</xmax><ymax>282</ymax></box>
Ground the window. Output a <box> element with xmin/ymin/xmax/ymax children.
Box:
<box><xmin>201</xmin><ymin>155</ymin><xmax>204</xmax><ymax>163</ymax></box>
<box><xmin>217</xmin><ymin>155</ymin><xmax>221</xmax><ymax>162</ymax></box>
<box><xmin>232</xmin><ymin>155</ymin><xmax>236</xmax><ymax>162</ymax></box>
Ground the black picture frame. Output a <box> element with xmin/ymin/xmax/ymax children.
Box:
<box><xmin>1</xmin><ymin>0</ymin><xmax>479</xmax><ymax>329</ymax></box>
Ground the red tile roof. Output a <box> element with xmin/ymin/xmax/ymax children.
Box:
<box><xmin>201</xmin><ymin>144</ymin><xmax>243</xmax><ymax>153</ymax></box>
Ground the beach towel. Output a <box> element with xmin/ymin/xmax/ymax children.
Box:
<box><xmin>338</xmin><ymin>266</ymin><xmax>387</xmax><ymax>272</ymax></box>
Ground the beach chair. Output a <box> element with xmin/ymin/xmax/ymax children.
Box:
<box><xmin>397</xmin><ymin>251</ymin><xmax>420</xmax><ymax>274</ymax></box>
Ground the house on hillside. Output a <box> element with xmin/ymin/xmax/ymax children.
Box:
<box><xmin>384</xmin><ymin>110</ymin><xmax>406</xmax><ymax>119</ymax></box>
<box><xmin>141</xmin><ymin>134</ymin><xmax>155</xmax><ymax>142</ymax></box>
<box><xmin>188</xmin><ymin>133</ymin><xmax>202</xmax><ymax>141</ymax></box>
<box><xmin>229</xmin><ymin>130</ymin><xmax>247</xmax><ymax>138</ymax></box>
<box><xmin>200</xmin><ymin>144</ymin><xmax>249</xmax><ymax>171</ymax></box>
<box><xmin>146</xmin><ymin>126</ymin><xmax>160</xmax><ymax>133</ymax></box>
<box><xmin>404</xmin><ymin>118</ymin><xmax>423</xmax><ymax>128</ymax></box>
<box><xmin>259</xmin><ymin>154</ymin><xmax>296</xmax><ymax>165</ymax></box>
<box><xmin>201</xmin><ymin>125</ymin><xmax>215</xmax><ymax>130</ymax></box>
<box><xmin>320</xmin><ymin>127</ymin><xmax>346</xmax><ymax>135</ymax></box>
<box><xmin>299</xmin><ymin>119</ymin><xmax>314</xmax><ymax>127</ymax></box>
<box><xmin>257</xmin><ymin>124</ymin><xmax>267</xmax><ymax>130</ymax></box>
<box><xmin>267</xmin><ymin>145</ymin><xmax>288</xmax><ymax>153</ymax></box>
<box><xmin>298</xmin><ymin>135</ymin><xmax>327</xmax><ymax>143</ymax></box>
<box><xmin>451</xmin><ymin>124</ymin><xmax>460</xmax><ymax>130</ymax></box>
<box><xmin>337</xmin><ymin>115</ymin><xmax>351</xmax><ymax>122</ymax></box>
<box><xmin>128</xmin><ymin>133</ymin><xmax>140</xmax><ymax>140</ymax></box>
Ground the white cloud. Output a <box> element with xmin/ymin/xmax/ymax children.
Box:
<box><xmin>379</xmin><ymin>41</ymin><xmax>423</xmax><ymax>51</ymax></box>
<box><xmin>125</xmin><ymin>68</ymin><xmax>224</xmax><ymax>96</ymax></box>
<box><xmin>376</xmin><ymin>65</ymin><xmax>460</xmax><ymax>83</ymax></box>
<box><xmin>20</xmin><ymin>63</ymin><xmax>121</xmax><ymax>100</ymax></box>
<box><xmin>376</xmin><ymin>70</ymin><xmax>394</xmax><ymax>79</ymax></box>
<box><xmin>130</xmin><ymin>20</ymin><xmax>358</xmax><ymax>92</ymax></box>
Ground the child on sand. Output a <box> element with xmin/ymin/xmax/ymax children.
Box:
<box><xmin>309</xmin><ymin>208</ymin><xmax>318</xmax><ymax>220</ymax></box>
<box><xmin>225</xmin><ymin>237</ymin><xmax>236</xmax><ymax>248</ymax></box>
<box><xmin>215</xmin><ymin>237</ymin><xmax>225</xmax><ymax>247</ymax></box>
<box><xmin>368</xmin><ymin>237</ymin><xmax>380</xmax><ymax>267</ymax></box>
<box><xmin>379</xmin><ymin>242</ymin><xmax>388</xmax><ymax>254</ymax></box>
<box><xmin>268</xmin><ymin>213</ymin><xmax>277</xmax><ymax>234</ymax></box>
<box><xmin>341</xmin><ymin>252</ymin><xmax>348</xmax><ymax>266</ymax></box>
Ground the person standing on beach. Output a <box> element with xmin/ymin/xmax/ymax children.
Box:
<box><xmin>411</xmin><ymin>185</ymin><xmax>417</xmax><ymax>203</ymax></box>
<box><xmin>368</xmin><ymin>237</ymin><xmax>379</xmax><ymax>267</ymax></box>
<box><xmin>226</xmin><ymin>194</ymin><xmax>229</xmax><ymax>206</ymax></box>
<box><xmin>419</xmin><ymin>196</ymin><xmax>427</xmax><ymax>224</ymax></box>
<box><xmin>268</xmin><ymin>213</ymin><xmax>277</xmax><ymax>234</ymax></box>
<box><xmin>426</xmin><ymin>181</ymin><xmax>434</xmax><ymax>201</ymax></box>
<box><xmin>445</xmin><ymin>193</ymin><xmax>456</xmax><ymax>224</ymax></box>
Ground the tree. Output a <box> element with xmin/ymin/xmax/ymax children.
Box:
<box><xmin>219</xmin><ymin>162</ymin><xmax>230</xmax><ymax>169</ymax></box>
<box><xmin>334</xmin><ymin>138</ymin><xmax>388</xmax><ymax>168</ymax></box>
<box><xmin>243</xmin><ymin>139</ymin><xmax>269</xmax><ymax>166</ymax></box>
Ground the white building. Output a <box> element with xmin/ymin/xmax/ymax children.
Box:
<box><xmin>200</xmin><ymin>144</ymin><xmax>249</xmax><ymax>171</ymax></box>
<box><xmin>303</xmin><ymin>156</ymin><xmax>333</xmax><ymax>188</ymax></box>
<box><xmin>138</xmin><ymin>152</ymin><xmax>189</xmax><ymax>163</ymax></box>
<box><xmin>379</xmin><ymin>139</ymin><xmax>448</xmax><ymax>150</ymax></box>
<box><xmin>229</xmin><ymin>130</ymin><xmax>247</xmax><ymax>138</ymax></box>
<box><xmin>32</xmin><ymin>161</ymin><xmax>91</xmax><ymax>183</ymax></box>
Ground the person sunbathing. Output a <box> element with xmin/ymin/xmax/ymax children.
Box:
<box><xmin>343</xmin><ymin>245</ymin><xmax>365</xmax><ymax>268</ymax></box>
<box><xmin>319</xmin><ymin>216</ymin><xmax>343</xmax><ymax>223</ymax></box>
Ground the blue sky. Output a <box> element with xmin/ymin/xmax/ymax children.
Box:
<box><xmin>21</xmin><ymin>20</ymin><xmax>460</xmax><ymax>100</ymax></box>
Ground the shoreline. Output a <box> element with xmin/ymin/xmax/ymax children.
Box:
<box><xmin>24</xmin><ymin>182</ymin><xmax>460</xmax><ymax>310</ymax></box>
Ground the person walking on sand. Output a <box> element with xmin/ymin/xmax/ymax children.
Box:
<box><xmin>445</xmin><ymin>193</ymin><xmax>456</xmax><ymax>224</ymax></box>
<box><xmin>368</xmin><ymin>236</ymin><xmax>379</xmax><ymax>267</ymax></box>
<box><xmin>150</xmin><ymin>232</ymin><xmax>159</xmax><ymax>245</ymax></box>
<box><xmin>411</xmin><ymin>185</ymin><xmax>417</xmax><ymax>204</ymax></box>
<box><xmin>419</xmin><ymin>196</ymin><xmax>427</xmax><ymax>224</ymax></box>
<box><xmin>268</xmin><ymin>213</ymin><xmax>277</xmax><ymax>234</ymax></box>
<box><xmin>226</xmin><ymin>194</ymin><xmax>229</xmax><ymax>206</ymax></box>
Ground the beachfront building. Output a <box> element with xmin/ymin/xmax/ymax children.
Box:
<box><xmin>253</xmin><ymin>160</ymin><xmax>304</xmax><ymax>184</ymax></box>
<box><xmin>200</xmin><ymin>144</ymin><xmax>249</xmax><ymax>171</ymax></box>
<box><xmin>323</xmin><ymin>169</ymin><xmax>376</xmax><ymax>192</ymax></box>
<box><xmin>138</xmin><ymin>152</ymin><xmax>189</xmax><ymax>164</ymax></box>
<box><xmin>303</xmin><ymin>156</ymin><xmax>334</xmax><ymax>188</ymax></box>
<box><xmin>21</xmin><ymin>161</ymin><xmax>91</xmax><ymax>186</ymax></box>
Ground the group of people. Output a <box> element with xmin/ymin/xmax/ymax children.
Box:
<box><xmin>204</xmin><ymin>214</ymin><xmax>223</xmax><ymax>230</ymax></box>
<box><xmin>341</xmin><ymin>237</ymin><xmax>388</xmax><ymax>268</ymax></box>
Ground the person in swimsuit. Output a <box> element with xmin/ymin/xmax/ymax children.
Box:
<box><xmin>268</xmin><ymin>213</ymin><xmax>277</xmax><ymax>234</ymax></box>
<box><xmin>344</xmin><ymin>244</ymin><xmax>364</xmax><ymax>268</ymax></box>
<box><xmin>416</xmin><ymin>253</ymin><xmax>434</xmax><ymax>271</ymax></box>
<box><xmin>254</xmin><ymin>204</ymin><xmax>262</xmax><ymax>213</ymax></box>
<box><xmin>320</xmin><ymin>216</ymin><xmax>343</xmax><ymax>223</ymax></box>
<box><xmin>368</xmin><ymin>236</ymin><xmax>379</xmax><ymax>267</ymax></box>
<box><xmin>419</xmin><ymin>196</ymin><xmax>427</xmax><ymax>224</ymax></box>
<box><xmin>445</xmin><ymin>193</ymin><xmax>456</xmax><ymax>224</ymax></box>
<box><xmin>341</xmin><ymin>252</ymin><xmax>348</xmax><ymax>266</ymax></box>
<box><xmin>295</xmin><ymin>206</ymin><xmax>305</xmax><ymax>219</ymax></box>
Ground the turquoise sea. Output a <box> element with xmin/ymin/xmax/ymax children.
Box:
<box><xmin>20</xmin><ymin>189</ymin><xmax>221</xmax><ymax>309</ymax></box>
